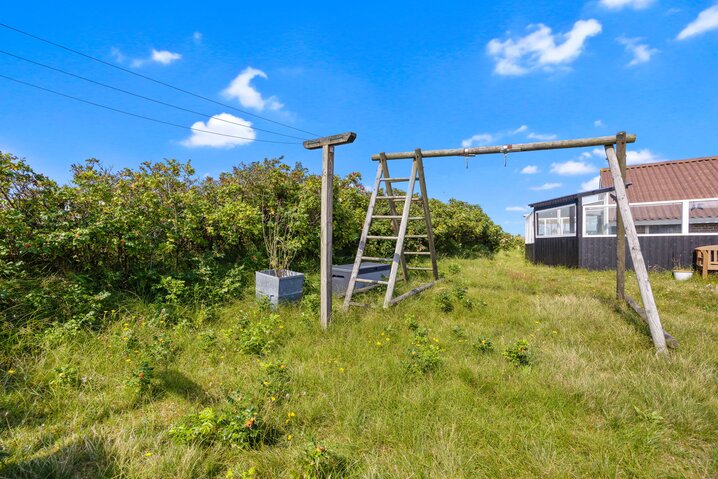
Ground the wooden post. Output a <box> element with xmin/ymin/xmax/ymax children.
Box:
<box><xmin>605</xmin><ymin>145</ymin><xmax>668</xmax><ymax>355</ymax></box>
<box><xmin>304</xmin><ymin>132</ymin><xmax>357</xmax><ymax>329</ymax></box>
<box><xmin>615</xmin><ymin>132</ymin><xmax>627</xmax><ymax>300</ymax></box>
<box><xmin>320</xmin><ymin>145</ymin><xmax>334</xmax><ymax>330</ymax></box>
<box><xmin>414</xmin><ymin>149</ymin><xmax>439</xmax><ymax>280</ymax></box>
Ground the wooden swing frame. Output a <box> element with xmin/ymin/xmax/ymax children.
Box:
<box><xmin>306</xmin><ymin>130</ymin><xmax>673</xmax><ymax>355</ymax></box>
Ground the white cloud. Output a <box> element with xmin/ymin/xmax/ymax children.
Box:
<box><xmin>130</xmin><ymin>49</ymin><xmax>182</xmax><ymax>68</ymax></box>
<box><xmin>487</xmin><ymin>19</ymin><xmax>602</xmax><ymax>76</ymax></box>
<box><xmin>599</xmin><ymin>0</ymin><xmax>655</xmax><ymax>10</ymax></box>
<box><xmin>193</xmin><ymin>32</ymin><xmax>203</xmax><ymax>44</ymax></box>
<box><xmin>677</xmin><ymin>5</ymin><xmax>718</xmax><ymax>40</ymax></box>
<box><xmin>513</xmin><ymin>125</ymin><xmax>529</xmax><ymax>134</ymax></box>
<box><xmin>580</xmin><ymin>148</ymin><xmax>606</xmax><ymax>160</ymax></box>
<box><xmin>527</xmin><ymin>132</ymin><xmax>558</xmax><ymax>141</ymax></box>
<box><xmin>618</xmin><ymin>37</ymin><xmax>658</xmax><ymax>66</ymax></box>
<box><xmin>531</xmin><ymin>182</ymin><xmax>562</xmax><ymax>191</ymax></box>
<box><xmin>627</xmin><ymin>148</ymin><xmax>662</xmax><ymax>165</ymax></box>
<box><xmin>222</xmin><ymin>67</ymin><xmax>283</xmax><ymax>111</ymax></box>
<box><xmin>151</xmin><ymin>49</ymin><xmax>182</xmax><ymax>65</ymax></box>
<box><xmin>551</xmin><ymin>160</ymin><xmax>597</xmax><ymax>175</ymax></box>
<box><xmin>506</xmin><ymin>206</ymin><xmax>530</xmax><ymax>212</ymax></box>
<box><xmin>581</xmin><ymin>175</ymin><xmax>601</xmax><ymax>192</ymax></box>
<box><xmin>521</xmin><ymin>165</ymin><xmax>539</xmax><ymax>174</ymax></box>
<box><xmin>110</xmin><ymin>47</ymin><xmax>125</xmax><ymax>63</ymax></box>
<box><xmin>461</xmin><ymin>133</ymin><xmax>494</xmax><ymax>148</ymax></box>
<box><xmin>181</xmin><ymin>113</ymin><xmax>256</xmax><ymax>148</ymax></box>
<box><xmin>594</xmin><ymin>119</ymin><xmax>604</xmax><ymax>127</ymax></box>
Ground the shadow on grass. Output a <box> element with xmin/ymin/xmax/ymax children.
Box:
<box><xmin>0</xmin><ymin>435</ymin><xmax>119</xmax><ymax>479</ymax></box>
<box><xmin>603</xmin><ymin>297</ymin><xmax>654</xmax><ymax>342</ymax></box>
<box><xmin>157</xmin><ymin>369</ymin><xmax>209</xmax><ymax>403</ymax></box>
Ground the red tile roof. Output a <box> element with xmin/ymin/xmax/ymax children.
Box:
<box><xmin>599</xmin><ymin>157</ymin><xmax>718</xmax><ymax>203</ymax></box>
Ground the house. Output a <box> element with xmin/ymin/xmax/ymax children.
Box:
<box><xmin>524</xmin><ymin>156</ymin><xmax>718</xmax><ymax>270</ymax></box>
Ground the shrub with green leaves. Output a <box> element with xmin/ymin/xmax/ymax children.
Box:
<box><xmin>406</xmin><ymin>330</ymin><xmax>443</xmax><ymax>374</ymax></box>
<box><xmin>148</xmin><ymin>332</ymin><xmax>177</xmax><ymax>366</ymax></box>
<box><xmin>225</xmin><ymin>466</ymin><xmax>256</xmax><ymax>479</ymax></box>
<box><xmin>197</xmin><ymin>329</ymin><xmax>218</xmax><ymax>352</ymax></box>
<box><xmin>260</xmin><ymin>360</ymin><xmax>290</xmax><ymax>402</ymax></box>
<box><xmin>502</xmin><ymin>339</ymin><xmax>532</xmax><ymax>366</ymax></box>
<box><xmin>474</xmin><ymin>336</ymin><xmax>494</xmax><ymax>353</ymax></box>
<box><xmin>433</xmin><ymin>291</ymin><xmax>454</xmax><ymax>313</ymax></box>
<box><xmin>238</xmin><ymin>313</ymin><xmax>284</xmax><ymax>356</ymax></box>
<box><xmin>293</xmin><ymin>440</ymin><xmax>348</xmax><ymax>479</ymax></box>
<box><xmin>169</xmin><ymin>404</ymin><xmax>265</xmax><ymax>449</ymax></box>
<box><xmin>1</xmin><ymin>151</ymin><xmax>510</xmax><ymax>337</ymax></box>
<box><xmin>127</xmin><ymin>361</ymin><xmax>155</xmax><ymax>396</ymax></box>
<box><xmin>49</xmin><ymin>365</ymin><xmax>81</xmax><ymax>388</ymax></box>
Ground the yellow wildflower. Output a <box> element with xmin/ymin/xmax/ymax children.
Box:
<box><xmin>7</xmin><ymin>369</ymin><xmax>15</xmax><ymax>375</ymax></box>
<box><xmin>144</xmin><ymin>451</ymin><xmax>153</xmax><ymax>457</ymax></box>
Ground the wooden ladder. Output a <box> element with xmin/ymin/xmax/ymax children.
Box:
<box><xmin>342</xmin><ymin>149</ymin><xmax>440</xmax><ymax>310</ymax></box>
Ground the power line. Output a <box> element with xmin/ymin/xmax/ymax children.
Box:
<box><xmin>0</xmin><ymin>73</ymin><xmax>302</xmax><ymax>145</ymax></box>
<box><xmin>0</xmin><ymin>22</ymin><xmax>322</xmax><ymax>138</ymax></box>
<box><xmin>0</xmin><ymin>50</ymin><xmax>308</xmax><ymax>141</ymax></box>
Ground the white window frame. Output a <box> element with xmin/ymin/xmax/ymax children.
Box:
<box><xmin>581</xmin><ymin>196</ymin><xmax>718</xmax><ymax>237</ymax></box>
<box><xmin>535</xmin><ymin>204</ymin><xmax>577</xmax><ymax>238</ymax></box>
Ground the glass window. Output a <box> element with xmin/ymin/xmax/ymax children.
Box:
<box><xmin>536</xmin><ymin>205</ymin><xmax>576</xmax><ymax>237</ymax></box>
<box><xmin>584</xmin><ymin>206</ymin><xmax>616</xmax><ymax>236</ymax></box>
<box><xmin>689</xmin><ymin>200</ymin><xmax>718</xmax><ymax>233</ymax></box>
<box><xmin>630</xmin><ymin>203</ymin><xmax>682</xmax><ymax>234</ymax></box>
<box><xmin>585</xmin><ymin>202</ymin><xmax>685</xmax><ymax>236</ymax></box>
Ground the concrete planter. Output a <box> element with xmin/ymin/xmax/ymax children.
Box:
<box><xmin>255</xmin><ymin>269</ymin><xmax>304</xmax><ymax>307</ymax></box>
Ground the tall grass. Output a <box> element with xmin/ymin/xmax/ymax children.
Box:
<box><xmin>1</xmin><ymin>250</ymin><xmax>717</xmax><ymax>478</ymax></box>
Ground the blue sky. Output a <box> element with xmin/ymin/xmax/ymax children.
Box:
<box><xmin>2</xmin><ymin>0</ymin><xmax>718</xmax><ymax>234</ymax></box>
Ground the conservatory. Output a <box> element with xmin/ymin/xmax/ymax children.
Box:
<box><xmin>525</xmin><ymin>156</ymin><xmax>718</xmax><ymax>270</ymax></box>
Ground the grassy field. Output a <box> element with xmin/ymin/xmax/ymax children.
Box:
<box><xmin>2</xmin><ymin>250</ymin><xmax>717</xmax><ymax>478</ymax></box>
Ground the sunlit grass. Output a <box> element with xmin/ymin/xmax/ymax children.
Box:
<box><xmin>2</xmin><ymin>250</ymin><xmax>717</xmax><ymax>478</ymax></box>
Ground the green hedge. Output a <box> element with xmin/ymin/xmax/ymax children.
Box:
<box><xmin>0</xmin><ymin>151</ymin><xmax>512</xmax><ymax>328</ymax></box>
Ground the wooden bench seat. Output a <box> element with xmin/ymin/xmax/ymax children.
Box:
<box><xmin>695</xmin><ymin>245</ymin><xmax>718</xmax><ymax>279</ymax></box>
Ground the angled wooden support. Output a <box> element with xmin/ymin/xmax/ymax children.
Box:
<box><xmin>615</xmin><ymin>132</ymin><xmax>627</xmax><ymax>300</ymax></box>
<box><xmin>605</xmin><ymin>144</ymin><xmax>668</xmax><ymax>355</ymax></box>
<box><xmin>303</xmin><ymin>131</ymin><xmax>356</xmax><ymax>330</ymax></box>
<box><xmin>625</xmin><ymin>296</ymin><xmax>679</xmax><ymax>349</ymax></box>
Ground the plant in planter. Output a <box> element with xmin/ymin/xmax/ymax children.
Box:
<box><xmin>256</xmin><ymin>203</ymin><xmax>304</xmax><ymax>307</ymax></box>
<box><xmin>671</xmin><ymin>257</ymin><xmax>694</xmax><ymax>281</ymax></box>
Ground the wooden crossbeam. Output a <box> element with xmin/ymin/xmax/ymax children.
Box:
<box><xmin>303</xmin><ymin>132</ymin><xmax>356</xmax><ymax>150</ymax></box>
<box><xmin>371</xmin><ymin>134</ymin><xmax>637</xmax><ymax>160</ymax></box>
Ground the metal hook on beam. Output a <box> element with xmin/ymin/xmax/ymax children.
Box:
<box><xmin>500</xmin><ymin>145</ymin><xmax>511</xmax><ymax>167</ymax></box>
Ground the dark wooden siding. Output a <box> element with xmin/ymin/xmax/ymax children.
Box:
<box><xmin>525</xmin><ymin>244</ymin><xmax>535</xmax><ymax>262</ymax></box>
<box><xmin>533</xmin><ymin>237</ymin><xmax>579</xmax><ymax>267</ymax></box>
<box><xmin>579</xmin><ymin>235</ymin><xmax>718</xmax><ymax>270</ymax></box>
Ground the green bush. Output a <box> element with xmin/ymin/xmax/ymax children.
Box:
<box><xmin>169</xmin><ymin>404</ymin><xmax>265</xmax><ymax>449</ymax></box>
<box><xmin>433</xmin><ymin>291</ymin><xmax>454</xmax><ymax>313</ymax></box>
<box><xmin>406</xmin><ymin>330</ymin><xmax>443</xmax><ymax>374</ymax></box>
<box><xmin>474</xmin><ymin>336</ymin><xmax>494</xmax><ymax>353</ymax></box>
<box><xmin>237</xmin><ymin>312</ymin><xmax>284</xmax><ymax>356</ymax></box>
<box><xmin>293</xmin><ymin>440</ymin><xmax>348</xmax><ymax>479</ymax></box>
<box><xmin>502</xmin><ymin>339</ymin><xmax>532</xmax><ymax>366</ymax></box>
<box><xmin>0</xmin><ymin>151</ymin><xmax>511</xmax><ymax>335</ymax></box>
